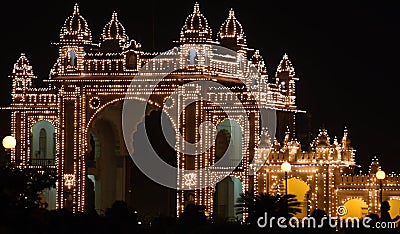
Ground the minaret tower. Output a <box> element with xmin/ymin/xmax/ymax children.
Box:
<box><xmin>10</xmin><ymin>53</ymin><xmax>36</xmax><ymax>102</ymax></box>
<box><xmin>53</xmin><ymin>4</ymin><xmax>92</xmax><ymax>75</ymax></box>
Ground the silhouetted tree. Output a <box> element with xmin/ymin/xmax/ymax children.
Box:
<box><xmin>235</xmin><ymin>192</ymin><xmax>301</xmax><ymax>226</ymax></box>
<box><xmin>0</xmin><ymin>163</ymin><xmax>58</xmax><ymax>209</ymax></box>
<box><xmin>105</xmin><ymin>200</ymin><xmax>139</xmax><ymax>234</ymax></box>
<box><xmin>179</xmin><ymin>204</ymin><xmax>207</xmax><ymax>230</ymax></box>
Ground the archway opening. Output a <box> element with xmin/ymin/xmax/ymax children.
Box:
<box><xmin>31</xmin><ymin>120</ymin><xmax>56</xmax><ymax>209</ymax></box>
<box><xmin>280</xmin><ymin>177</ymin><xmax>310</xmax><ymax>218</ymax></box>
<box><xmin>214</xmin><ymin>176</ymin><xmax>243</xmax><ymax>222</ymax></box>
<box><xmin>31</xmin><ymin>120</ymin><xmax>56</xmax><ymax>164</ymax></box>
<box><xmin>342</xmin><ymin>199</ymin><xmax>368</xmax><ymax>219</ymax></box>
<box><xmin>215</xmin><ymin>119</ymin><xmax>242</xmax><ymax>167</ymax></box>
<box><xmin>86</xmin><ymin>100</ymin><xmax>177</xmax><ymax>218</ymax></box>
<box><xmin>388</xmin><ymin>199</ymin><xmax>400</xmax><ymax>219</ymax></box>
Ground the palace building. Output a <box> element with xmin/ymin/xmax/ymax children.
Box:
<box><xmin>3</xmin><ymin>3</ymin><xmax>400</xmax><ymax>221</ymax></box>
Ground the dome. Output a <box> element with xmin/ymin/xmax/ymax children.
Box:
<box><xmin>276</xmin><ymin>53</ymin><xmax>295</xmax><ymax>77</ymax></box>
<box><xmin>315</xmin><ymin>129</ymin><xmax>330</xmax><ymax>147</ymax></box>
<box><xmin>218</xmin><ymin>9</ymin><xmax>246</xmax><ymax>47</ymax></box>
<box><xmin>60</xmin><ymin>4</ymin><xmax>91</xmax><ymax>42</ymax></box>
<box><xmin>180</xmin><ymin>3</ymin><xmax>212</xmax><ymax>44</ymax></box>
<box><xmin>12</xmin><ymin>53</ymin><xmax>35</xmax><ymax>78</ymax></box>
<box><xmin>102</xmin><ymin>12</ymin><xmax>129</xmax><ymax>45</ymax></box>
<box><xmin>251</xmin><ymin>50</ymin><xmax>268</xmax><ymax>75</ymax></box>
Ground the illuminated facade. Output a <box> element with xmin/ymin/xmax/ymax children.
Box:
<box><xmin>4</xmin><ymin>3</ymin><xmax>400</xmax><ymax>219</ymax></box>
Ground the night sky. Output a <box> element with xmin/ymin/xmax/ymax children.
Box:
<box><xmin>0</xmin><ymin>0</ymin><xmax>399</xmax><ymax>173</ymax></box>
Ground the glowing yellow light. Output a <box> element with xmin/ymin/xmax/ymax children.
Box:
<box><xmin>281</xmin><ymin>161</ymin><xmax>291</xmax><ymax>172</ymax></box>
<box><xmin>2</xmin><ymin>136</ymin><xmax>16</xmax><ymax>149</ymax></box>
<box><xmin>376</xmin><ymin>170</ymin><xmax>386</xmax><ymax>180</ymax></box>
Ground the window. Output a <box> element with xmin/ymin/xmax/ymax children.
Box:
<box><xmin>39</xmin><ymin>128</ymin><xmax>47</xmax><ymax>158</ymax></box>
<box><xmin>188</xmin><ymin>49</ymin><xmax>198</xmax><ymax>65</ymax></box>
<box><xmin>281</xmin><ymin>81</ymin><xmax>286</xmax><ymax>89</ymax></box>
<box><xmin>238</xmin><ymin>55</ymin><xmax>243</xmax><ymax>69</ymax></box>
<box><xmin>68</xmin><ymin>50</ymin><xmax>77</xmax><ymax>66</ymax></box>
<box><xmin>204</xmin><ymin>50</ymin><xmax>209</xmax><ymax>65</ymax></box>
<box><xmin>17</xmin><ymin>81</ymin><xmax>23</xmax><ymax>89</ymax></box>
<box><xmin>126</xmin><ymin>52</ymin><xmax>137</xmax><ymax>69</ymax></box>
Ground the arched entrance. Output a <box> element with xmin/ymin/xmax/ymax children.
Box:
<box><xmin>31</xmin><ymin>120</ymin><xmax>56</xmax><ymax>162</ymax></box>
<box><xmin>85</xmin><ymin>100</ymin><xmax>176</xmax><ymax>217</ymax></box>
<box><xmin>31</xmin><ymin>120</ymin><xmax>56</xmax><ymax>210</ymax></box>
<box><xmin>281</xmin><ymin>177</ymin><xmax>310</xmax><ymax>218</ymax></box>
<box><xmin>86</xmin><ymin>102</ymin><xmax>126</xmax><ymax>214</ymax></box>
<box><xmin>214</xmin><ymin>176</ymin><xmax>243</xmax><ymax>222</ymax></box>
<box><xmin>388</xmin><ymin>199</ymin><xmax>400</xmax><ymax>219</ymax></box>
<box><xmin>215</xmin><ymin>119</ymin><xmax>242</xmax><ymax>166</ymax></box>
<box><xmin>342</xmin><ymin>199</ymin><xmax>368</xmax><ymax>219</ymax></box>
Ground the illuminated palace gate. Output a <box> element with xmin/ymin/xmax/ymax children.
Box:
<box><xmin>6</xmin><ymin>4</ymin><xmax>304</xmax><ymax>217</ymax></box>
<box><xmin>7</xmin><ymin>3</ymin><xmax>400</xmax><ymax>220</ymax></box>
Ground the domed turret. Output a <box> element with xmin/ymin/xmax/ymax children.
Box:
<box><xmin>312</xmin><ymin>129</ymin><xmax>330</xmax><ymax>148</ymax></box>
<box><xmin>218</xmin><ymin>9</ymin><xmax>246</xmax><ymax>50</ymax></box>
<box><xmin>59</xmin><ymin>4</ymin><xmax>91</xmax><ymax>44</ymax></box>
<box><xmin>251</xmin><ymin>50</ymin><xmax>268</xmax><ymax>76</ymax></box>
<box><xmin>11</xmin><ymin>53</ymin><xmax>36</xmax><ymax>95</ymax></box>
<box><xmin>12</xmin><ymin>53</ymin><xmax>35</xmax><ymax>78</ymax></box>
<box><xmin>101</xmin><ymin>12</ymin><xmax>129</xmax><ymax>46</ymax></box>
<box><xmin>180</xmin><ymin>3</ymin><xmax>212</xmax><ymax>44</ymax></box>
<box><xmin>275</xmin><ymin>53</ymin><xmax>298</xmax><ymax>107</ymax></box>
<box><xmin>276</xmin><ymin>53</ymin><xmax>295</xmax><ymax>77</ymax></box>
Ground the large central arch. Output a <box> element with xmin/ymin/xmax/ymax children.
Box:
<box><xmin>85</xmin><ymin>99</ymin><xmax>177</xmax><ymax>216</ymax></box>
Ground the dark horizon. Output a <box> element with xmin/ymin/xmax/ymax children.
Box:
<box><xmin>0</xmin><ymin>0</ymin><xmax>399</xmax><ymax>173</ymax></box>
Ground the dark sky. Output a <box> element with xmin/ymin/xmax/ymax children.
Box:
<box><xmin>0</xmin><ymin>0</ymin><xmax>399</xmax><ymax>173</ymax></box>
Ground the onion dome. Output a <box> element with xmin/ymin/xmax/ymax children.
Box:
<box><xmin>180</xmin><ymin>3</ymin><xmax>212</xmax><ymax>44</ymax></box>
<box><xmin>11</xmin><ymin>53</ymin><xmax>35</xmax><ymax>79</ymax></box>
<box><xmin>369</xmin><ymin>156</ymin><xmax>380</xmax><ymax>174</ymax></box>
<box><xmin>251</xmin><ymin>50</ymin><xmax>268</xmax><ymax>75</ymax></box>
<box><xmin>101</xmin><ymin>12</ymin><xmax>129</xmax><ymax>46</ymax></box>
<box><xmin>315</xmin><ymin>129</ymin><xmax>330</xmax><ymax>147</ymax></box>
<box><xmin>11</xmin><ymin>53</ymin><xmax>36</xmax><ymax>92</ymax></box>
<box><xmin>218</xmin><ymin>9</ymin><xmax>246</xmax><ymax>49</ymax></box>
<box><xmin>60</xmin><ymin>4</ymin><xmax>91</xmax><ymax>43</ymax></box>
<box><xmin>276</xmin><ymin>53</ymin><xmax>295</xmax><ymax>77</ymax></box>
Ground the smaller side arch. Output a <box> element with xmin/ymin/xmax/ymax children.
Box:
<box><xmin>388</xmin><ymin>199</ymin><xmax>400</xmax><ymax>219</ymax></box>
<box><xmin>342</xmin><ymin>198</ymin><xmax>369</xmax><ymax>219</ymax></box>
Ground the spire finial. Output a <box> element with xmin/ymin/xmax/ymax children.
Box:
<box><xmin>73</xmin><ymin>3</ymin><xmax>79</xmax><ymax>14</ymax></box>
<box><xmin>333</xmin><ymin>136</ymin><xmax>338</xmax><ymax>145</ymax></box>
<box><xmin>112</xmin><ymin>11</ymin><xmax>118</xmax><ymax>20</ymax></box>
<box><xmin>194</xmin><ymin>2</ymin><xmax>200</xmax><ymax>13</ymax></box>
<box><xmin>229</xmin><ymin>8</ymin><xmax>235</xmax><ymax>18</ymax></box>
<box><xmin>283</xmin><ymin>53</ymin><xmax>288</xmax><ymax>60</ymax></box>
